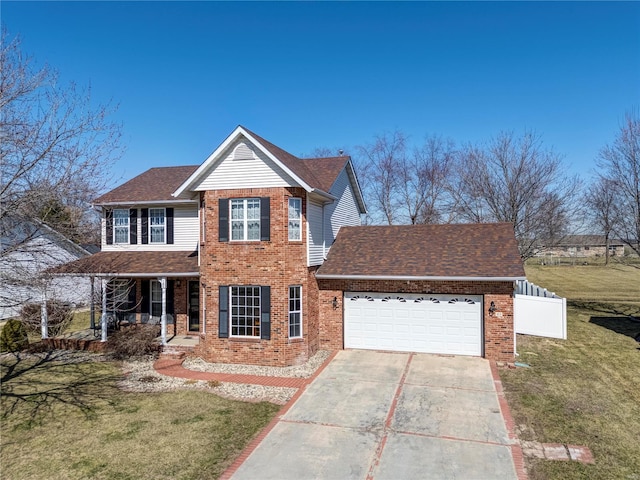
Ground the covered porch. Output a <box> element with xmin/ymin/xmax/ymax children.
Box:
<box><xmin>51</xmin><ymin>251</ymin><xmax>201</xmax><ymax>348</ymax></box>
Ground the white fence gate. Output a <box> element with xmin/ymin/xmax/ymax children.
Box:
<box><xmin>514</xmin><ymin>280</ymin><xmax>567</xmax><ymax>340</ymax></box>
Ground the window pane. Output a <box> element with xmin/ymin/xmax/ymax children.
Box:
<box><xmin>231</xmin><ymin>200</ymin><xmax>243</xmax><ymax>220</ymax></box>
<box><xmin>247</xmin><ymin>199</ymin><xmax>260</xmax><ymax>219</ymax></box>
<box><xmin>230</xmin><ymin>285</ymin><xmax>260</xmax><ymax>337</ymax></box>
<box><xmin>231</xmin><ymin>221</ymin><xmax>244</xmax><ymax>240</ymax></box>
<box><xmin>150</xmin><ymin>226</ymin><xmax>164</xmax><ymax>243</ymax></box>
<box><xmin>115</xmin><ymin>227</ymin><xmax>128</xmax><ymax>244</ymax></box>
<box><xmin>288</xmin><ymin>286</ymin><xmax>302</xmax><ymax>338</ymax></box>
<box><xmin>113</xmin><ymin>209</ymin><xmax>129</xmax><ymax>244</ymax></box>
<box><xmin>288</xmin><ymin>198</ymin><xmax>301</xmax><ymax>241</ymax></box>
<box><xmin>247</xmin><ymin>221</ymin><xmax>260</xmax><ymax>240</ymax></box>
<box><xmin>149</xmin><ymin>208</ymin><xmax>164</xmax><ymax>225</ymax></box>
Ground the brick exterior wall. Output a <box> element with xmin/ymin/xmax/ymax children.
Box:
<box><xmin>143</xmin><ymin>184</ymin><xmax>517</xmax><ymax>366</ymax></box>
<box><xmin>194</xmin><ymin>187</ymin><xmax>319</xmax><ymax>366</ymax></box>
<box><xmin>316</xmin><ymin>279</ymin><xmax>516</xmax><ymax>363</ymax></box>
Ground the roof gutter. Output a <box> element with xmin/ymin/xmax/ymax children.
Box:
<box><xmin>51</xmin><ymin>272</ymin><xmax>200</xmax><ymax>278</ymax></box>
<box><xmin>314</xmin><ymin>273</ymin><xmax>526</xmax><ymax>282</ymax></box>
<box><xmin>309</xmin><ymin>188</ymin><xmax>337</xmax><ymax>202</ymax></box>
<box><xmin>94</xmin><ymin>199</ymin><xmax>198</xmax><ymax>207</ymax></box>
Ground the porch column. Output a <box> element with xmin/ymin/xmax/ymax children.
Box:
<box><xmin>90</xmin><ymin>276</ymin><xmax>95</xmax><ymax>330</ymax></box>
<box><xmin>160</xmin><ymin>277</ymin><xmax>167</xmax><ymax>345</ymax></box>
<box><xmin>101</xmin><ymin>278</ymin><xmax>108</xmax><ymax>342</ymax></box>
<box><xmin>40</xmin><ymin>291</ymin><xmax>48</xmax><ymax>339</ymax></box>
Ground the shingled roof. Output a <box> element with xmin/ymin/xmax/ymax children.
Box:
<box><xmin>243</xmin><ymin>127</ymin><xmax>349</xmax><ymax>193</ymax></box>
<box><xmin>50</xmin><ymin>251</ymin><xmax>199</xmax><ymax>276</ymax></box>
<box><xmin>316</xmin><ymin>223</ymin><xmax>525</xmax><ymax>280</ymax></box>
<box><xmin>94</xmin><ymin>165</ymin><xmax>199</xmax><ymax>204</ymax></box>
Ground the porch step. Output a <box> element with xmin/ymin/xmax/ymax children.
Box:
<box><xmin>159</xmin><ymin>350</ymin><xmax>187</xmax><ymax>361</ymax></box>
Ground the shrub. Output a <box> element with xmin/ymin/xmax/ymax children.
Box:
<box><xmin>106</xmin><ymin>324</ymin><xmax>161</xmax><ymax>360</ymax></box>
<box><xmin>0</xmin><ymin>319</ymin><xmax>29</xmax><ymax>352</ymax></box>
<box><xmin>20</xmin><ymin>301</ymin><xmax>73</xmax><ymax>337</ymax></box>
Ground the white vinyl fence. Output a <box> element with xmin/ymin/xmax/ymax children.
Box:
<box><xmin>514</xmin><ymin>280</ymin><xmax>567</xmax><ymax>340</ymax></box>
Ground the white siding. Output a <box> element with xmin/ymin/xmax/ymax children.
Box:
<box><xmin>307</xmin><ymin>200</ymin><xmax>325</xmax><ymax>266</ymax></box>
<box><xmin>102</xmin><ymin>204</ymin><xmax>199</xmax><ymax>252</ymax></box>
<box><xmin>0</xmin><ymin>237</ymin><xmax>92</xmax><ymax>320</ymax></box>
<box><xmin>324</xmin><ymin>167</ymin><xmax>362</xmax><ymax>248</ymax></box>
<box><xmin>195</xmin><ymin>139</ymin><xmax>299</xmax><ymax>191</ymax></box>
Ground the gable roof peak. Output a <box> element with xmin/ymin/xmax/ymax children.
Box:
<box><xmin>173</xmin><ymin>126</ymin><xmax>360</xmax><ymax>204</ymax></box>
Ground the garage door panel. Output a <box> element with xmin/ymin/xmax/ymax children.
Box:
<box><xmin>345</xmin><ymin>292</ymin><xmax>482</xmax><ymax>356</ymax></box>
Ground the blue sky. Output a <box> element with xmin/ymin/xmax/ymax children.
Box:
<box><xmin>3</xmin><ymin>1</ymin><xmax>639</xmax><ymax>185</ymax></box>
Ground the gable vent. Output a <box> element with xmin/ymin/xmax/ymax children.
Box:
<box><xmin>233</xmin><ymin>142</ymin><xmax>256</xmax><ymax>161</ymax></box>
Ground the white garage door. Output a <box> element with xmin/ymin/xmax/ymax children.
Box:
<box><xmin>344</xmin><ymin>292</ymin><xmax>483</xmax><ymax>356</ymax></box>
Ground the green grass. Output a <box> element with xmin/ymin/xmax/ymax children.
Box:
<box><xmin>1</xmin><ymin>353</ymin><xmax>280</xmax><ymax>479</ymax></box>
<box><xmin>525</xmin><ymin>263</ymin><xmax>640</xmax><ymax>306</ymax></box>
<box><xmin>499</xmin><ymin>265</ymin><xmax>640</xmax><ymax>480</ymax></box>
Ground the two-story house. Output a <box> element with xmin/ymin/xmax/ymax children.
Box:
<box><xmin>58</xmin><ymin>126</ymin><xmax>525</xmax><ymax>366</ymax></box>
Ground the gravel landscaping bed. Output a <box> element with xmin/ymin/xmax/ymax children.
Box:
<box><xmin>182</xmin><ymin>349</ymin><xmax>331</xmax><ymax>378</ymax></box>
<box><xmin>2</xmin><ymin>349</ymin><xmax>330</xmax><ymax>405</ymax></box>
<box><xmin>120</xmin><ymin>358</ymin><xmax>298</xmax><ymax>404</ymax></box>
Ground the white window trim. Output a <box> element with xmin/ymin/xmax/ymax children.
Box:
<box><xmin>230</xmin><ymin>198</ymin><xmax>261</xmax><ymax>242</ymax></box>
<box><xmin>149</xmin><ymin>207</ymin><xmax>166</xmax><ymax>244</ymax></box>
<box><xmin>230</xmin><ymin>285</ymin><xmax>261</xmax><ymax>338</ymax></box>
<box><xmin>288</xmin><ymin>285</ymin><xmax>302</xmax><ymax>339</ymax></box>
<box><xmin>288</xmin><ymin>197</ymin><xmax>302</xmax><ymax>241</ymax></box>
<box><xmin>113</xmin><ymin>208</ymin><xmax>129</xmax><ymax>244</ymax></box>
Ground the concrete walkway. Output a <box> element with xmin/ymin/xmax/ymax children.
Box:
<box><xmin>154</xmin><ymin>356</ymin><xmax>308</xmax><ymax>388</ymax></box>
<box><xmin>220</xmin><ymin>350</ymin><xmax>527</xmax><ymax>480</ymax></box>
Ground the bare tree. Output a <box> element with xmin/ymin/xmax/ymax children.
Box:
<box><xmin>0</xmin><ymin>29</ymin><xmax>122</xmax><ymax>320</ymax></box>
<box><xmin>451</xmin><ymin>131</ymin><xmax>580</xmax><ymax>259</ymax></box>
<box><xmin>583</xmin><ymin>177</ymin><xmax>617</xmax><ymax>264</ymax></box>
<box><xmin>408</xmin><ymin>135</ymin><xmax>455</xmax><ymax>224</ymax></box>
<box><xmin>356</xmin><ymin>131</ymin><xmax>406</xmax><ymax>225</ymax></box>
<box><xmin>596</xmin><ymin>111</ymin><xmax>640</xmax><ymax>257</ymax></box>
<box><xmin>0</xmin><ymin>29</ymin><xmax>122</xmax><ymax>248</ymax></box>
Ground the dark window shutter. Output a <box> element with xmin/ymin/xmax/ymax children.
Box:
<box><xmin>127</xmin><ymin>279</ymin><xmax>137</xmax><ymax>309</ymax></box>
<box><xmin>141</xmin><ymin>208</ymin><xmax>149</xmax><ymax>244</ymax></box>
<box><xmin>141</xmin><ymin>280</ymin><xmax>150</xmax><ymax>314</ymax></box>
<box><xmin>166</xmin><ymin>280</ymin><xmax>174</xmax><ymax>324</ymax></box>
<box><xmin>260</xmin><ymin>286</ymin><xmax>271</xmax><ymax>340</ymax></box>
<box><xmin>129</xmin><ymin>209</ymin><xmax>138</xmax><ymax>244</ymax></box>
<box><xmin>105</xmin><ymin>209</ymin><xmax>113</xmax><ymax>245</ymax></box>
<box><xmin>260</xmin><ymin>197</ymin><xmax>270</xmax><ymax>241</ymax></box>
<box><xmin>219</xmin><ymin>199</ymin><xmax>229</xmax><ymax>242</ymax></box>
<box><xmin>219</xmin><ymin>286</ymin><xmax>229</xmax><ymax>338</ymax></box>
<box><xmin>166</xmin><ymin>208</ymin><xmax>174</xmax><ymax>244</ymax></box>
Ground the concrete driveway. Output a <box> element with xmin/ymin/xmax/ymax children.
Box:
<box><xmin>230</xmin><ymin>350</ymin><xmax>520</xmax><ymax>480</ymax></box>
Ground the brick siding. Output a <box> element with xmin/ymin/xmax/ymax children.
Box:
<box><xmin>317</xmin><ymin>279</ymin><xmax>516</xmax><ymax>363</ymax></box>
<box><xmin>195</xmin><ymin>187</ymin><xmax>318</xmax><ymax>366</ymax></box>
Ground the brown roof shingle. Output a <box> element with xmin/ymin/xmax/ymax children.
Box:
<box><xmin>316</xmin><ymin>223</ymin><xmax>525</xmax><ymax>279</ymax></box>
<box><xmin>95</xmin><ymin>165</ymin><xmax>199</xmax><ymax>204</ymax></box>
<box><xmin>243</xmin><ymin>127</ymin><xmax>349</xmax><ymax>194</ymax></box>
<box><xmin>51</xmin><ymin>251</ymin><xmax>198</xmax><ymax>276</ymax></box>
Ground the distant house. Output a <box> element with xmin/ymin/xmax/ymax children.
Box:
<box><xmin>535</xmin><ymin>235</ymin><xmax>625</xmax><ymax>258</ymax></box>
<box><xmin>0</xmin><ymin>217</ymin><xmax>95</xmax><ymax>320</ymax></box>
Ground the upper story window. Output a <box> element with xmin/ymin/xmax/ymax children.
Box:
<box><xmin>149</xmin><ymin>208</ymin><xmax>166</xmax><ymax>243</ymax></box>
<box><xmin>231</xmin><ymin>198</ymin><xmax>260</xmax><ymax>241</ymax></box>
<box><xmin>113</xmin><ymin>209</ymin><xmax>129</xmax><ymax>244</ymax></box>
<box><xmin>288</xmin><ymin>198</ymin><xmax>302</xmax><ymax>241</ymax></box>
<box><xmin>219</xmin><ymin>197</ymin><xmax>269</xmax><ymax>243</ymax></box>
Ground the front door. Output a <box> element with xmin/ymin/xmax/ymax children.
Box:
<box><xmin>188</xmin><ymin>281</ymin><xmax>200</xmax><ymax>332</ymax></box>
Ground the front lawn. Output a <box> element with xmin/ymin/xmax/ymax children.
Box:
<box><xmin>0</xmin><ymin>352</ymin><xmax>279</xmax><ymax>480</ymax></box>
<box><xmin>500</xmin><ymin>264</ymin><xmax>640</xmax><ymax>480</ymax></box>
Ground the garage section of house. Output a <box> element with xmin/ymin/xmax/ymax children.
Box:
<box><xmin>344</xmin><ymin>292</ymin><xmax>483</xmax><ymax>356</ymax></box>
<box><xmin>315</xmin><ymin>223</ymin><xmax>527</xmax><ymax>363</ymax></box>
